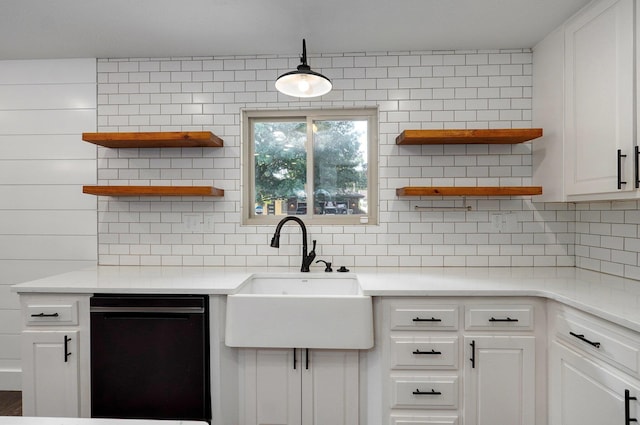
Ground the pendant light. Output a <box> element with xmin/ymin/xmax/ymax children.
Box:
<box><xmin>275</xmin><ymin>39</ymin><xmax>332</xmax><ymax>98</ymax></box>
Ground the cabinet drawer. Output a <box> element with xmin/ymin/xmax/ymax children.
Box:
<box><xmin>390</xmin><ymin>304</ymin><xmax>459</xmax><ymax>331</ymax></box>
<box><xmin>465</xmin><ymin>304</ymin><xmax>533</xmax><ymax>330</ymax></box>
<box><xmin>24</xmin><ymin>301</ymin><xmax>78</xmax><ymax>326</ymax></box>
<box><xmin>555</xmin><ymin>308</ymin><xmax>640</xmax><ymax>376</ymax></box>
<box><xmin>390</xmin><ymin>337</ymin><xmax>458</xmax><ymax>369</ymax></box>
<box><xmin>391</xmin><ymin>376</ymin><xmax>458</xmax><ymax>409</ymax></box>
<box><xmin>391</xmin><ymin>415</ymin><xmax>459</xmax><ymax>425</ymax></box>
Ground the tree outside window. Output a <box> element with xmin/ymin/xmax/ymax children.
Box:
<box><xmin>243</xmin><ymin>109</ymin><xmax>377</xmax><ymax>225</ymax></box>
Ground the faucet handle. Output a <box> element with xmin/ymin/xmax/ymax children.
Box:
<box><xmin>316</xmin><ymin>260</ymin><xmax>332</xmax><ymax>272</ymax></box>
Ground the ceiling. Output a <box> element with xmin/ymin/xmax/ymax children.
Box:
<box><xmin>1</xmin><ymin>0</ymin><xmax>591</xmax><ymax>60</ymax></box>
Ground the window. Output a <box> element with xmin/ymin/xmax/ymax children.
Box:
<box><xmin>242</xmin><ymin>108</ymin><xmax>378</xmax><ymax>225</ymax></box>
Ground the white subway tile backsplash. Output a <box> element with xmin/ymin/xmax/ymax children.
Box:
<box><xmin>88</xmin><ymin>50</ymin><xmax>639</xmax><ymax>277</ymax></box>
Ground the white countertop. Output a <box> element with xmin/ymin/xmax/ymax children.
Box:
<box><xmin>0</xmin><ymin>417</ymin><xmax>205</xmax><ymax>425</ymax></box>
<box><xmin>12</xmin><ymin>265</ymin><xmax>640</xmax><ymax>333</ymax></box>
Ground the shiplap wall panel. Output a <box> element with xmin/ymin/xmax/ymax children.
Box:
<box><xmin>0</xmin><ymin>211</ymin><xmax>96</xmax><ymax>235</ymax></box>
<box><xmin>0</xmin><ymin>284</ymin><xmax>18</xmax><ymax>309</ymax></box>
<box><xmin>0</xmin><ymin>259</ymin><xmax>93</xmax><ymax>284</ymax></box>
<box><xmin>0</xmin><ymin>335</ymin><xmax>20</xmax><ymax>358</ymax></box>
<box><xmin>0</xmin><ymin>236</ymin><xmax>97</xmax><ymax>260</ymax></box>
<box><xmin>0</xmin><ymin>311</ymin><xmax>20</xmax><ymax>334</ymax></box>
<box><xmin>0</xmin><ymin>110</ymin><xmax>96</xmax><ymax>134</ymax></box>
<box><xmin>0</xmin><ymin>135</ymin><xmax>96</xmax><ymax>160</ymax></box>
<box><xmin>0</xmin><ymin>160</ymin><xmax>95</xmax><ymax>184</ymax></box>
<box><xmin>0</xmin><ymin>84</ymin><xmax>96</xmax><ymax>110</ymax></box>
<box><xmin>0</xmin><ymin>186</ymin><xmax>96</xmax><ymax>210</ymax></box>
<box><xmin>0</xmin><ymin>58</ymin><xmax>97</xmax><ymax>390</ymax></box>
<box><xmin>0</xmin><ymin>59</ymin><xmax>96</xmax><ymax>84</ymax></box>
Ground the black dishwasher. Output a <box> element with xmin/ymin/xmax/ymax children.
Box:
<box><xmin>90</xmin><ymin>294</ymin><xmax>210</xmax><ymax>422</ymax></box>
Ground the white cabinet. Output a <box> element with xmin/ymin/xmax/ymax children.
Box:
<box><xmin>19</xmin><ymin>294</ymin><xmax>91</xmax><ymax>418</ymax></box>
<box><xmin>22</xmin><ymin>330</ymin><xmax>80</xmax><ymax>417</ymax></box>
<box><xmin>381</xmin><ymin>298</ymin><xmax>544</xmax><ymax>425</ymax></box>
<box><xmin>564</xmin><ymin>0</ymin><xmax>635</xmax><ymax>198</ymax></box>
<box><xmin>239</xmin><ymin>348</ymin><xmax>359</xmax><ymax>425</ymax></box>
<box><xmin>550</xmin><ymin>341</ymin><xmax>640</xmax><ymax>425</ymax></box>
<box><xmin>463</xmin><ymin>336</ymin><xmax>536</xmax><ymax>425</ymax></box>
<box><xmin>533</xmin><ymin>0</ymin><xmax>638</xmax><ymax>201</ymax></box>
<box><xmin>548</xmin><ymin>302</ymin><xmax>640</xmax><ymax>425</ymax></box>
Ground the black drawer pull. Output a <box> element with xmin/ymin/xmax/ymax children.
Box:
<box><xmin>31</xmin><ymin>312</ymin><xmax>59</xmax><ymax>318</ymax></box>
<box><xmin>64</xmin><ymin>335</ymin><xmax>72</xmax><ymax>362</ymax></box>
<box><xmin>489</xmin><ymin>317</ymin><xmax>519</xmax><ymax>322</ymax></box>
<box><xmin>470</xmin><ymin>340</ymin><xmax>476</xmax><ymax>368</ymax></box>
<box><xmin>626</xmin><ymin>389</ymin><xmax>638</xmax><ymax>425</ymax></box>
<box><xmin>570</xmin><ymin>331</ymin><xmax>601</xmax><ymax>348</ymax></box>
<box><xmin>413</xmin><ymin>317</ymin><xmax>442</xmax><ymax>322</ymax></box>
<box><xmin>412</xmin><ymin>349</ymin><xmax>442</xmax><ymax>355</ymax></box>
<box><xmin>412</xmin><ymin>388</ymin><xmax>441</xmax><ymax>395</ymax></box>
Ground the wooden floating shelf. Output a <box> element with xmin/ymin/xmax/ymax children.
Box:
<box><xmin>82</xmin><ymin>131</ymin><xmax>223</xmax><ymax>148</ymax></box>
<box><xmin>83</xmin><ymin>186</ymin><xmax>224</xmax><ymax>197</ymax></box>
<box><xmin>396</xmin><ymin>186</ymin><xmax>543</xmax><ymax>197</ymax></box>
<box><xmin>396</xmin><ymin>128</ymin><xmax>543</xmax><ymax>145</ymax></box>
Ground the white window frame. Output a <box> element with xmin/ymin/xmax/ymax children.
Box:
<box><xmin>241</xmin><ymin>108</ymin><xmax>378</xmax><ymax>226</ymax></box>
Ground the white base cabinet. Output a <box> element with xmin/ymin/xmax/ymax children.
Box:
<box><xmin>22</xmin><ymin>330</ymin><xmax>80</xmax><ymax>417</ymax></box>
<box><xmin>548</xmin><ymin>301</ymin><xmax>640</xmax><ymax>425</ymax></box>
<box><xmin>463</xmin><ymin>336</ymin><xmax>536</xmax><ymax>425</ymax></box>
<box><xmin>381</xmin><ymin>298</ymin><xmax>545</xmax><ymax>425</ymax></box>
<box><xmin>19</xmin><ymin>294</ymin><xmax>90</xmax><ymax>418</ymax></box>
<box><xmin>550</xmin><ymin>341</ymin><xmax>640</xmax><ymax>425</ymax></box>
<box><xmin>239</xmin><ymin>348</ymin><xmax>359</xmax><ymax>425</ymax></box>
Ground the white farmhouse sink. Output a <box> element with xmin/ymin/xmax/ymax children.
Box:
<box><xmin>224</xmin><ymin>274</ymin><xmax>373</xmax><ymax>349</ymax></box>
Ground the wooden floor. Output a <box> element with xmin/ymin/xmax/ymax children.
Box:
<box><xmin>0</xmin><ymin>391</ymin><xmax>22</xmax><ymax>416</ymax></box>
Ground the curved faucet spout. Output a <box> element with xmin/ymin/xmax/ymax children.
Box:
<box><xmin>270</xmin><ymin>216</ymin><xmax>316</xmax><ymax>272</ymax></box>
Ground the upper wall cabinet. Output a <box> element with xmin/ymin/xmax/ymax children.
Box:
<box><xmin>533</xmin><ymin>0</ymin><xmax>637</xmax><ymax>202</ymax></box>
<box><xmin>565</xmin><ymin>0</ymin><xmax>634</xmax><ymax>198</ymax></box>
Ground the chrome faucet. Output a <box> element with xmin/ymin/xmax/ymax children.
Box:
<box><xmin>270</xmin><ymin>216</ymin><xmax>316</xmax><ymax>272</ymax></box>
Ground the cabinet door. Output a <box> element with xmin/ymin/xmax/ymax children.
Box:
<box><xmin>240</xmin><ymin>348</ymin><xmax>301</xmax><ymax>425</ymax></box>
<box><xmin>564</xmin><ymin>0</ymin><xmax>634</xmax><ymax>198</ymax></box>
<box><xmin>463</xmin><ymin>336</ymin><xmax>535</xmax><ymax>425</ymax></box>
<box><xmin>21</xmin><ymin>330</ymin><xmax>80</xmax><ymax>417</ymax></box>
<box><xmin>549</xmin><ymin>341</ymin><xmax>640</xmax><ymax>425</ymax></box>
<box><xmin>302</xmin><ymin>349</ymin><xmax>359</xmax><ymax>425</ymax></box>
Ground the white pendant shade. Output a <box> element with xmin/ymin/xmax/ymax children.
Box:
<box><xmin>275</xmin><ymin>39</ymin><xmax>332</xmax><ymax>98</ymax></box>
<box><xmin>275</xmin><ymin>71</ymin><xmax>332</xmax><ymax>98</ymax></box>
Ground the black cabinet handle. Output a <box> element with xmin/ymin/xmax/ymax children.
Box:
<box><xmin>618</xmin><ymin>149</ymin><xmax>628</xmax><ymax>189</ymax></box>
<box><xmin>413</xmin><ymin>317</ymin><xmax>442</xmax><ymax>322</ymax></box>
<box><xmin>489</xmin><ymin>317</ymin><xmax>519</xmax><ymax>322</ymax></box>
<box><xmin>635</xmin><ymin>146</ymin><xmax>640</xmax><ymax>189</ymax></box>
<box><xmin>470</xmin><ymin>340</ymin><xmax>476</xmax><ymax>368</ymax></box>
<box><xmin>31</xmin><ymin>312</ymin><xmax>59</xmax><ymax>318</ymax></box>
<box><xmin>305</xmin><ymin>348</ymin><xmax>309</xmax><ymax>370</ymax></box>
<box><xmin>569</xmin><ymin>331</ymin><xmax>601</xmax><ymax>348</ymax></box>
<box><xmin>412</xmin><ymin>349</ymin><xmax>442</xmax><ymax>355</ymax></box>
<box><xmin>412</xmin><ymin>388</ymin><xmax>441</xmax><ymax>395</ymax></box>
<box><xmin>626</xmin><ymin>389</ymin><xmax>638</xmax><ymax>424</ymax></box>
<box><xmin>64</xmin><ymin>335</ymin><xmax>72</xmax><ymax>362</ymax></box>
<box><xmin>293</xmin><ymin>348</ymin><xmax>297</xmax><ymax>370</ymax></box>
